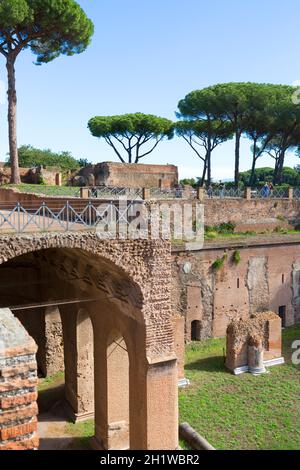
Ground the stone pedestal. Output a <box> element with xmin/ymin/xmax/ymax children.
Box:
<box><xmin>248</xmin><ymin>342</ymin><xmax>267</xmax><ymax>375</ymax></box>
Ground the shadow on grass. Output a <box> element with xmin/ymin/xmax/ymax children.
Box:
<box><xmin>185</xmin><ymin>355</ymin><xmax>229</xmax><ymax>373</ymax></box>
<box><xmin>39</xmin><ymin>436</ymin><xmax>92</xmax><ymax>450</ymax></box>
<box><xmin>38</xmin><ymin>383</ymin><xmax>65</xmax><ymax>413</ymax></box>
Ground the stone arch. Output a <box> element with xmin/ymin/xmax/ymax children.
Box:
<box><xmin>0</xmin><ymin>233</ymin><xmax>178</xmax><ymax>450</ymax></box>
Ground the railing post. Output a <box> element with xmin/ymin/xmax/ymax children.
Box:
<box><xmin>288</xmin><ymin>187</ymin><xmax>294</xmax><ymax>199</ymax></box>
<box><xmin>80</xmin><ymin>187</ymin><xmax>90</xmax><ymax>199</ymax></box>
<box><xmin>42</xmin><ymin>202</ymin><xmax>46</xmax><ymax>232</ymax></box>
<box><xmin>183</xmin><ymin>185</ymin><xmax>192</xmax><ymax>199</ymax></box>
<box><xmin>88</xmin><ymin>200</ymin><xmax>92</xmax><ymax>227</ymax></box>
<box><xmin>17</xmin><ymin>202</ymin><xmax>21</xmax><ymax>234</ymax></box>
<box><xmin>244</xmin><ymin>187</ymin><xmax>252</xmax><ymax>200</ymax></box>
<box><xmin>66</xmin><ymin>201</ymin><xmax>70</xmax><ymax>232</ymax></box>
<box><xmin>196</xmin><ymin>187</ymin><xmax>205</xmax><ymax>202</ymax></box>
<box><xmin>142</xmin><ymin>188</ymin><xmax>151</xmax><ymax>200</ymax></box>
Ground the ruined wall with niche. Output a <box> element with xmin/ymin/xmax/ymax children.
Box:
<box><xmin>172</xmin><ymin>239</ymin><xmax>300</xmax><ymax>341</ymax></box>
<box><xmin>226</xmin><ymin>311</ymin><xmax>282</xmax><ymax>372</ymax></box>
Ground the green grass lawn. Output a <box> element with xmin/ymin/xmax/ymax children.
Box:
<box><xmin>37</xmin><ymin>326</ymin><xmax>300</xmax><ymax>450</ymax></box>
<box><xmin>3</xmin><ymin>183</ymin><xmax>79</xmax><ymax>197</ymax></box>
<box><xmin>179</xmin><ymin>325</ymin><xmax>300</xmax><ymax>450</ymax></box>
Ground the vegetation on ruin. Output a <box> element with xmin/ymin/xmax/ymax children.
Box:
<box><xmin>232</xmin><ymin>250</ymin><xmax>241</xmax><ymax>264</ymax></box>
<box><xmin>211</xmin><ymin>253</ymin><xmax>227</xmax><ymax>271</ymax></box>
<box><xmin>179</xmin><ymin>325</ymin><xmax>300</xmax><ymax>450</ymax></box>
<box><xmin>0</xmin><ymin>0</ymin><xmax>94</xmax><ymax>184</ymax></box>
<box><xmin>205</xmin><ymin>222</ymin><xmax>236</xmax><ymax>239</ymax></box>
<box><xmin>88</xmin><ymin>113</ymin><xmax>174</xmax><ymax>164</ymax></box>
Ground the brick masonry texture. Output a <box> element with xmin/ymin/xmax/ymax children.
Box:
<box><xmin>0</xmin><ymin>232</ymin><xmax>173</xmax><ymax>359</ymax></box>
<box><xmin>0</xmin><ymin>309</ymin><xmax>38</xmax><ymax>451</ymax></box>
<box><xmin>76</xmin><ymin>162</ymin><xmax>179</xmax><ymax>188</ymax></box>
<box><xmin>225</xmin><ymin>312</ymin><xmax>282</xmax><ymax>371</ymax></box>
<box><xmin>204</xmin><ymin>198</ymin><xmax>300</xmax><ymax>227</ymax></box>
<box><xmin>172</xmin><ymin>236</ymin><xmax>300</xmax><ymax>341</ymax></box>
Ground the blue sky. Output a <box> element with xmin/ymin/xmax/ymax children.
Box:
<box><xmin>1</xmin><ymin>0</ymin><xmax>300</xmax><ymax>180</ymax></box>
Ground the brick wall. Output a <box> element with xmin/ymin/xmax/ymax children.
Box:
<box><xmin>0</xmin><ymin>167</ymin><xmax>61</xmax><ymax>186</ymax></box>
<box><xmin>172</xmin><ymin>237</ymin><xmax>300</xmax><ymax>341</ymax></box>
<box><xmin>0</xmin><ymin>308</ymin><xmax>38</xmax><ymax>451</ymax></box>
<box><xmin>77</xmin><ymin>162</ymin><xmax>179</xmax><ymax>189</ymax></box>
<box><xmin>204</xmin><ymin>198</ymin><xmax>300</xmax><ymax>226</ymax></box>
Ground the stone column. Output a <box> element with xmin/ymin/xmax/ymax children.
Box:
<box><xmin>288</xmin><ymin>187</ymin><xmax>294</xmax><ymax>199</ymax></box>
<box><xmin>244</xmin><ymin>187</ymin><xmax>252</xmax><ymax>200</ymax></box>
<box><xmin>55</xmin><ymin>173</ymin><xmax>62</xmax><ymax>186</ymax></box>
<box><xmin>173</xmin><ymin>316</ymin><xmax>189</xmax><ymax>387</ymax></box>
<box><xmin>129</xmin><ymin>355</ymin><xmax>178</xmax><ymax>450</ymax></box>
<box><xmin>106</xmin><ymin>332</ymin><xmax>129</xmax><ymax>449</ymax></box>
<box><xmin>80</xmin><ymin>187</ymin><xmax>90</xmax><ymax>199</ymax></box>
<box><xmin>60</xmin><ymin>306</ymin><xmax>95</xmax><ymax>422</ymax></box>
<box><xmin>196</xmin><ymin>187</ymin><xmax>205</xmax><ymax>202</ymax></box>
<box><xmin>75</xmin><ymin>309</ymin><xmax>94</xmax><ymax>421</ymax></box>
<box><xmin>39</xmin><ymin>306</ymin><xmax>64</xmax><ymax>377</ymax></box>
<box><xmin>248</xmin><ymin>337</ymin><xmax>266</xmax><ymax>375</ymax></box>
<box><xmin>93</xmin><ymin>325</ymin><xmax>109</xmax><ymax>450</ymax></box>
<box><xmin>60</xmin><ymin>305</ymin><xmax>78</xmax><ymax>418</ymax></box>
<box><xmin>142</xmin><ymin>188</ymin><xmax>151</xmax><ymax>200</ymax></box>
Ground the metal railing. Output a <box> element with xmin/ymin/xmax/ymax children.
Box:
<box><xmin>205</xmin><ymin>188</ymin><xmax>244</xmax><ymax>199</ymax></box>
<box><xmin>250</xmin><ymin>187</ymin><xmax>289</xmax><ymax>199</ymax></box>
<box><xmin>0</xmin><ymin>200</ymin><xmax>204</xmax><ymax>244</ymax></box>
<box><xmin>0</xmin><ymin>201</ymin><xmax>144</xmax><ymax>235</ymax></box>
<box><xmin>149</xmin><ymin>187</ymin><xmax>196</xmax><ymax>199</ymax></box>
<box><xmin>87</xmin><ymin>186</ymin><xmax>143</xmax><ymax>200</ymax></box>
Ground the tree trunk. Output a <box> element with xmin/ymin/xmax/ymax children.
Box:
<box><xmin>273</xmin><ymin>149</ymin><xmax>285</xmax><ymax>185</ymax></box>
<box><xmin>206</xmin><ymin>146</ymin><xmax>211</xmax><ymax>185</ymax></box>
<box><xmin>234</xmin><ymin>131</ymin><xmax>241</xmax><ymax>187</ymax></box>
<box><xmin>249</xmin><ymin>139</ymin><xmax>257</xmax><ymax>186</ymax></box>
<box><xmin>7</xmin><ymin>57</ymin><xmax>20</xmax><ymax>184</ymax></box>
<box><xmin>200</xmin><ymin>159</ymin><xmax>207</xmax><ymax>186</ymax></box>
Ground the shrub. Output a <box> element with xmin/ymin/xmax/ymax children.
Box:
<box><xmin>233</xmin><ymin>250</ymin><xmax>241</xmax><ymax>264</ymax></box>
<box><xmin>212</xmin><ymin>253</ymin><xmax>227</xmax><ymax>271</ymax></box>
<box><xmin>205</xmin><ymin>231</ymin><xmax>218</xmax><ymax>239</ymax></box>
<box><xmin>217</xmin><ymin>222</ymin><xmax>235</xmax><ymax>234</ymax></box>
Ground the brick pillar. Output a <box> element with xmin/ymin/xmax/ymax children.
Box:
<box><xmin>288</xmin><ymin>187</ymin><xmax>294</xmax><ymax>199</ymax></box>
<box><xmin>38</xmin><ymin>306</ymin><xmax>64</xmax><ymax>377</ymax></box>
<box><xmin>129</xmin><ymin>356</ymin><xmax>178</xmax><ymax>450</ymax></box>
<box><xmin>142</xmin><ymin>188</ymin><xmax>151</xmax><ymax>200</ymax></box>
<box><xmin>75</xmin><ymin>309</ymin><xmax>94</xmax><ymax>422</ymax></box>
<box><xmin>173</xmin><ymin>316</ymin><xmax>186</xmax><ymax>383</ymax></box>
<box><xmin>244</xmin><ymin>187</ymin><xmax>252</xmax><ymax>200</ymax></box>
<box><xmin>55</xmin><ymin>173</ymin><xmax>62</xmax><ymax>186</ymax></box>
<box><xmin>183</xmin><ymin>185</ymin><xmax>192</xmax><ymax>199</ymax></box>
<box><xmin>0</xmin><ymin>308</ymin><xmax>39</xmax><ymax>451</ymax></box>
<box><xmin>196</xmin><ymin>187</ymin><xmax>205</xmax><ymax>202</ymax></box>
<box><xmin>80</xmin><ymin>187</ymin><xmax>90</xmax><ymax>199</ymax></box>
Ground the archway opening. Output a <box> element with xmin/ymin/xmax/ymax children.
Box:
<box><xmin>191</xmin><ymin>320</ymin><xmax>202</xmax><ymax>341</ymax></box>
<box><xmin>0</xmin><ymin>246</ymin><xmax>144</xmax><ymax>450</ymax></box>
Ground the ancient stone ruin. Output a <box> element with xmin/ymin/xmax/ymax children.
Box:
<box><xmin>0</xmin><ymin>308</ymin><xmax>39</xmax><ymax>450</ymax></box>
<box><xmin>225</xmin><ymin>312</ymin><xmax>284</xmax><ymax>375</ymax></box>
<box><xmin>71</xmin><ymin>162</ymin><xmax>179</xmax><ymax>188</ymax></box>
